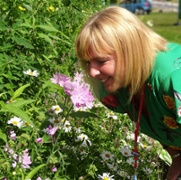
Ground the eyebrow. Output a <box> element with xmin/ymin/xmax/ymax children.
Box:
<box><xmin>90</xmin><ymin>56</ymin><xmax>108</xmax><ymax>61</ymax></box>
<box><xmin>90</xmin><ymin>57</ymin><xmax>100</xmax><ymax>61</ymax></box>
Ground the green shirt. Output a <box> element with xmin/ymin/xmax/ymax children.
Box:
<box><xmin>99</xmin><ymin>43</ymin><xmax>181</xmax><ymax>147</ymax></box>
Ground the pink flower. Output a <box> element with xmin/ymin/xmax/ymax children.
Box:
<box><xmin>70</xmin><ymin>83</ymin><xmax>94</xmax><ymax>109</ymax></box>
<box><xmin>74</xmin><ymin>72</ymin><xmax>84</xmax><ymax>82</ymax></box>
<box><xmin>12</xmin><ymin>161</ymin><xmax>17</xmax><ymax>168</ymax></box>
<box><xmin>51</xmin><ymin>72</ymin><xmax>94</xmax><ymax>111</ymax></box>
<box><xmin>45</xmin><ymin>125</ymin><xmax>58</xmax><ymax>136</ymax></box>
<box><xmin>35</xmin><ymin>137</ymin><xmax>43</xmax><ymax>144</ymax></box>
<box><xmin>52</xmin><ymin>166</ymin><xmax>57</xmax><ymax>172</ymax></box>
<box><xmin>10</xmin><ymin>131</ymin><xmax>16</xmax><ymax>140</ymax></box>
<box><xmin>19</xmin><ymin>149</ymin><xmax>32</xmax><ymax>169</ymax></box>
<box><xmin>51</xmin><ymin>73</ymin><xmax>70</xmax><ymax>87</ymax></box>
<box><xmin>37</xmin><ymin>177</ymin><xmax>42</xmax><ymax>180</ymax></box>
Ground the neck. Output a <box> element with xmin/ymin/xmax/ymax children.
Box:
<box><xmin>133</xmin><ymin>86</ymin><xmax>145</xmax><ymax>103</ymax></box>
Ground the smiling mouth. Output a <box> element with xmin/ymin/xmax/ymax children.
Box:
<box><xmin>100</xmin><ymin>78</ymin><xmax>108</xmax><ymax>83</ymax></box>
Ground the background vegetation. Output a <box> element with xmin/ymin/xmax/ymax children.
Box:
<box><xmin>0</xmin><ymin>0</ymin><xmax>180</xmax><ymax>179</ymax></box>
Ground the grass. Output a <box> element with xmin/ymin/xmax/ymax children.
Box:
<box><xmin>139</xmin><ymin>12</ymin><xmax>181</xmax><ymax>44</ymax></box>
<box><xmin>168</xmin><ymin>0</ymin><xmax>178</xmax><ymax>3</ymax></box>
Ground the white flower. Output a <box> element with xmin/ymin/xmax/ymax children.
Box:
<box><xmin>8</xmin><ymin>116</ymin><xmax>23</xmax><ymax>128</ymax></box>
<box><xmin>117</xmin><ymin>170</ymin><xmax>128</xmax><ymax>177</ymax></box>
<box><xmin>49</xmin><ymin>117</ymin><xmax>63</xmax><ymax>126</ymax></box>
<box><xmin>100</xmin><ymin>151</ymin><xmax>114</xmax><ymax>161</ymax></box>
<box><xmin>126</xmin><ymin>132</ymin><xmax>141</xmax><ymax>142</ymax></box>
<box><xmin>77</xmin><ymin>133</ymin><xmax>89</xmax><ymax>141</ymax></box>
<box><xmin>63</xmin><ymin>121</ymin><xmax>72</xmax><ymax>133</ymax></box>
<box><xmin>107</xmin><ymin>111</ymin><xmax>118</xmax><ymax>120</ymax></box>
<box><xmin>94</xmin><ymin>101</ymin><xmax>103</xmax><ymax>108</ymax></box>
<box><xmin>73</xmin><ymin>127</ymin><xmax>81</xmax><ymax>134</ymax></box>
<box><xmin>126</xmin><ymin>157</ymin><xmax>137</xmax><ymax>167</ymax></box>
<box><xmin>98</xmin><ymin>172</ymin><xmax>114</xmax><ymax>180</ymax></box>
<box><xmin>6</xmin><ymin>99</ymin><xmax>16</xmax><ymax>104</ymax></box>
<box><xmin>73</xmin><ymin>105</ymin><xmax>89</xmax><ymax>112</ymax></box>
<box><xmin>51</xmin><ymin>105</ymin><xmax>63</xmax><ymax>114</ymax></box>
<box><xmin>106</xmin><ymin>163</ymin><xmax>117</xmax><ymax>171</ymax></box>
<box><xmin>76</xmin><ymin>133</ymin><xmax>92</xmax><ymax>147</ymax></box>
<box><xmin>120</xmin><ymin>139</ymin><xmax>129</xmax><ymax>146</ymax></box>
<box><xmin>140</xmin><ymin>143</ymin><xmax>152</xmax><ymax>151</ymax></box>
<box><xmin>120</xmin><ymin>146</ymin><xmax>133</xmax><ymax>157</ymax></box>
<box><xmin>23</xmin><ymin>69</ymin><xmax>39</xmax><ymax>77</ymax></box>
<box><xmin>142</xmin><ymin>167</ymin><xmax>153</xmax><ymax>174</ymax></box>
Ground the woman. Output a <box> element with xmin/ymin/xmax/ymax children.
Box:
<box><xmin>75</xmin><ymin>6</ymin><xmax>181</xmax><ymax>180</ymax></box>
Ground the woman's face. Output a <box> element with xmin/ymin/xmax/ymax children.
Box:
<box><xmin>88</xmin><ymin>53</ymin><xmax>117</xmax><ymax>92</ymax></box>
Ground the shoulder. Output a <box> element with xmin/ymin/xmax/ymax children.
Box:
<box><xmin>150</xmin><ymin>43</ymin><xmax>181</xmax><ymax>83</ymax></box>
<box><xmin>147</xmin><ymin>43</ymin><xmax>181</xmax><ymax>96</ymax></box>
<box><xmin>155</xmin><ymin>42</ymin><xmax>181</xmax><ymax>70</ymax></box>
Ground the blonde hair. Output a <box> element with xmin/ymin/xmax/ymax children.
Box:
<box><xmin>75</xmin><ymin>6</ymin><xmax>167</xmax><ymax>100</ymax></box>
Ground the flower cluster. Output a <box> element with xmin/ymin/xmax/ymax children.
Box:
<box><xmin>4</xmin><ymin>146</ymin><xmax>32</xmax><ymax>169</ymax></box>
<box><xmin>51</xmin><ymin>72</ymin><xmax>94</xmax><ymax>111</ymax></box>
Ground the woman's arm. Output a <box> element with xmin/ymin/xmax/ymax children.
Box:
<box><xmin>163</xmin><ymin>146</ymin><xmax>181</xmax><ymax>180</ymax></box>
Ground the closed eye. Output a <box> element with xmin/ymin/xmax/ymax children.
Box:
<box><xmin>84</xmin><ymin>61</ymin><xmax>90</xmax><ymax>67</ymax></box>
<box><xmin>97</xmin><ymin>60</ymin><xmax>107</xmax><ymax>64</ymax></box>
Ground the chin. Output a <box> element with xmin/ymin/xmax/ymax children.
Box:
<box><xmin>105</xmin><ymin>86</ymin><xmax>117</xmax><ymax>93</ymax></box>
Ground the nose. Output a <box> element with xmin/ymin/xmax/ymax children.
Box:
<box><xmin>89</xmin><ymin>63</ymin><xmax>100</xmax><ymax>78</ymax></box>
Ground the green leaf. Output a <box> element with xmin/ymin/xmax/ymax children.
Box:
<box><xmin>48</xmin><ymin>34</ymin><xmax>61</xmax><ymax>40</ymax></box>
<box><xmin>0</xmin><ymin>44</ymin><xmax>14</xmax><ymax>51</ymax></box>
<box><xmin>49</xmin><ymin>34</ymin><xmax>72</xmax><ymax>46</ymax></box>
<box><xmin>25</xmin><ymin>164</ymin><xmax>46</xmax><ymax>179</ymax></box>
<box><xmin>59</xmin><ymin>30</ymin><xmax>71</xmax><ymax>41</ymax></box>
<box><xmin>42</xmin><ymin>134</ymin><xmax>52</xmax><ymax>143</ymax></box>
<box><xmin>1</xmin><ymin>104</ymin><xmax>33</xmax><ymax>125</ymax></box>
<box><xmin>0</xmin><ymin>92</ymin><xmax>8</xmax><ymax>98</ymax></box>
<box><xmin>23</xmin><ymin>3</ymin><xmax>33</xmax><ymax>11</ymax></box>
<box><xmin>42</xmin><ymin>80</ymin><xmax>64</xmax><ymax>91</ymax></box>
<box><xmin>37</xmin><ymin>25</ymin><xmax>59</xmax><ymax>32</ymax></box>
<box><xmin>0</xmin><ymin>130</ymin><xmax>7</xmax><ymax>143</ymax></box>
<box><xmin>11</xmin><ymin>36</ymin><xmax>34</xmax><ymax>49</ymax></box>
<box><xmin>19</xmin><ymin>23</ymin><xmax>33</xmax><ymax>28</ymax></box>
<box><xmin>38</xmin><ymin>33</ymin><xmax>53</xmax><ymax>46</ymax></box>
<box><xmin>158</xmin><ymin>149</ymin><xmax>171</xmax><ymax>166</ymax></box>
<box><xmin>12</xmin><ymin>84</ymin><xmax>30</xmax><ymax>100</ymax></box>
<box><xmin>10</xmin><ymin>99</ymin><xmax>35</xmax><ymax>107</ymax></box>
<box><xmin>0</xmin><ymin>20</ymin><xmax>7</xmax><ymax>31</ymax></box>
<box><xmin>69</xmin><ymin>111</ymin><xmax>98</xmax><ymax>118</ymax></box>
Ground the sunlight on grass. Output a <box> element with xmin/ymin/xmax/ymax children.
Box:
<box><xmin>139</xmin><ymin>12</ymin><xmax>181</xmax><ymax>44</ymax></box>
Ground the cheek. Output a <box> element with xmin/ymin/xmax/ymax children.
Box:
<box><xmin>110</xmin><ymin>63</ymin><xmax>116</xmax><ymax>76</ymax></box>
<box><xmin>101</xmin><ymin>66</ymin><xmax>115</xmax><ymax>76</ymax></box>
<box><xmin>103</xmin><ymin>61</ymin><xmax>116</xmax><ymax>76</ymax></box>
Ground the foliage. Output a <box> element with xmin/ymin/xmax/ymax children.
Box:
<box><xmin>0</xmin><ymin>0</ymin><xmax>174</xmax><ymax>179</ymax></box>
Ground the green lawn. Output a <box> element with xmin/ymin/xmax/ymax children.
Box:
<box><xmin>139</xmin><ymin>12</ymin><xmax>181</xmax><ymax>44</ymax></box>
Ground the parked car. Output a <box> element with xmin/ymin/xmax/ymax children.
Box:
<box><xmin>119</xmin><ymin>0</ymin><xmax>152</xmax><ymax>14</ymax></box>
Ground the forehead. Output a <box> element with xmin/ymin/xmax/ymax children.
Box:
<box><xmin>86</xmin><ymin>46</ymin><xmax>114</xmax><ymax>61</ymax></box>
